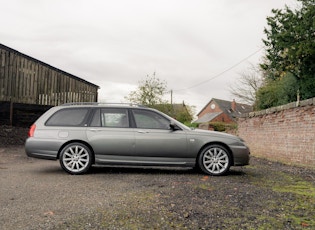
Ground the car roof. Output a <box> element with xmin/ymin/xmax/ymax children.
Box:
<box><xmin>59</xmin><ymin>102</ymin><xmax>147</xmax><ymax>109</ymax></box>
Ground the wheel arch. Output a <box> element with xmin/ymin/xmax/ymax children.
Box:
<box><xmin>196</xmin><ymin>141</ymin><xmax>234</xmax><ymax>166</ymax></box>
<box><xmin>57</xmin><ymin>140</ymin><xmax>95</xmax><ymax>164</ymax></box>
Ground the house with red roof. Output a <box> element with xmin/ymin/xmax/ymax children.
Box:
<box><xmin>195</xmin><ymin>98</ymin><xmax>252</xmax><ymax>130</ymax></box>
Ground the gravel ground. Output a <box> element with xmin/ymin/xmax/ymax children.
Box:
<box><xmin>0</xmin><ymin>125</ymin><xmax>29</xmax><ymax>147</ymax></box>
<box><xmin>1</xmin><ymin>126</ymin><xmax>315</xmax><ymax>229</ymax></box>
<box><xmin>1</xmin><ymin>144</ymin><xmax>315</xmax><ymax>230</ymax></box>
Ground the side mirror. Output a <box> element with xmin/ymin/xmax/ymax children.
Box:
<box><xmin>170</xmin><ymin>122</ymin><xmax>181</xmax><ymax>131</ymax></box>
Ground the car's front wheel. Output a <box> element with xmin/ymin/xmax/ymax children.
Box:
<box><xmin>59</xmin><ymin>143</ymin><xmax>92</xmax><ymax>175</ymax></box>
<box><xmin>198</xmin><ymin>145</ymin><xmax>231</xmax><ymax>176</ymax></box>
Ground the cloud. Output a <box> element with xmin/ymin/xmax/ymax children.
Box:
<box><xmin>1</xmin><ymin>0</ymin><xmax>295</xmax><ymax>113</ymax></box>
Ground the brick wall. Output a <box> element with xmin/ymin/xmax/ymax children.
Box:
<box><xmin>237</xmin><ymin>98</ymin><xmax>315</xmax><ymax>168</ymax></box>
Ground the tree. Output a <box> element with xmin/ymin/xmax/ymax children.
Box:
<box><xmin>258</xmin><ymin>0</ymin><xmax>315</xmax><ymax>109</ymax></box>
<box><xmin>154</xmin><ymin>102</ymin><xmax>195</xmax><ymax>124</ymax></box>
<box><xmin>176</xmin><ymin>104</ymin><xmax>195</xmax><ymax>124</ymax></box>
<box><xmin>125</xmin><ymin>74</ymin><xmax>196</xmax><ymax>123</ymax></box>
<box><xmin>255</xmin><ymin>73</ymin><xmax>298</xmax><ymax>110</ymax></box>
<box><xmin>229</xmin><ymin>64</ymin><xmax>264</xmax><ymax>105</ymax></box>
<box><xmin>125</xmin><ymin>73</ymin><xmax>168</xmax><ymax>106</ymax></box>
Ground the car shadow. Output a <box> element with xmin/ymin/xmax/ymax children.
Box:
<box><xmin>228</xmin><ymin>168</ymin><xmax>247</xmax><ymax>176</ymax></box>
<box><xmin>89</xmin><ymin>165</ymin><xmax>198</xmax><ymax>175</ymax></box>
<box><xmin>31</xmin><ymin>162</ymin><xmax>247</xmax><ymax>176</ymax></box>
<box><xmin>33</xmin><ymin>167</ymin><xmax>66</xmax><ymax>175</ymax></box>
<box><xmin>88</xmin><ymin>165</ymin><xmax>247</xmax><ymax>176</ymax></box>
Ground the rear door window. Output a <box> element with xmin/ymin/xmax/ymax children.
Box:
<box><xmin>90</xmin><ymin>108</ymin><xmax>129</xmax><ymax>128</ymax></box>
<box><xmin>46</xmin><ymin>108</ymin><xmax>90</xmax><ymax>126</ymax></box>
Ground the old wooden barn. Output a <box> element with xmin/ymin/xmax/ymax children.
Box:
<box><xmin>0</xmin><ymin>43</ymin><xmax>99</xmax><ymax>126</ymax></box>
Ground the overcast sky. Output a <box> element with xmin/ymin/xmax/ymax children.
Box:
<box><xmin>1</xmin><ymin>0</ymin><xmax>296</xmax><ymax>114</ymax></box>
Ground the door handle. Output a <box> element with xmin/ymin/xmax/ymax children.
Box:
<box><xmin>137</xmin><ymin>130</ymin><xmax>149</xmax><ymax>134</ymax></box>
<box><xmin>89</xmin><ymin>129</ymin><xmax>102</xmax><ymax>132</ymax></box>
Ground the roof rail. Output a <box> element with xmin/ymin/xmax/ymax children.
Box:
<box><xmin>61</xmin><ymin>102</ymin><xmax>147</xmax><ymax>107</ymax></box>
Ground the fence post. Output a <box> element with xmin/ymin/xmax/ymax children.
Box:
<box><xmin>9</xmin><ymin>100</ymin><xmax>13</xmax><ymax>126</ymax></box>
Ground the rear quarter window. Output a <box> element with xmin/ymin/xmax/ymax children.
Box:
<box><xmin>45</xmin><ymin>108</ymin><xmax>90</xmax><ymax>126</ymax></box>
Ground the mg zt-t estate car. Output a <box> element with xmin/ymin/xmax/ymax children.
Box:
<box><xmin>25</xmin><ymin>103</ymin><xmax>250</xmax><ymax>176</ymax></box>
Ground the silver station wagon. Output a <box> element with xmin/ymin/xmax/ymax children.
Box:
<box><xmin>25</xmin><ymin>103</ymin><xmax>250</xmax><ymax>176</ymax></box>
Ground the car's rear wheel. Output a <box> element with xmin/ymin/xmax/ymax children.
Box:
<box><xmin>59</xmin><ymin>143</ymin><xmax>92</xmax><ymax>175</ymax></box>
<box><xmin>198</xmin><ymin>144</ymin><xmax>231</xmax><ymax>176</ymax></box>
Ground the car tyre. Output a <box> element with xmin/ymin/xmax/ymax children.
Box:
<box><xmin>60</xmin><ymin>143</ymin><xmax>92</xmax><ymax>175</ymax></box>
<box><xmin>198</xmin><ymin>144</ymin><xmax>231</xmax><ymax>176</ymax></box>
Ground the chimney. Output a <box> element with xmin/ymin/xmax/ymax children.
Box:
<box><xmin>231</xmin><ymin>99</ymin><xmax>236</xmax><ymax>111</ymax></box>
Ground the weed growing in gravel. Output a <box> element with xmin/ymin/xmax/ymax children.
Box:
<box><xmin>47</xmin><ymin>158</ymin><xmax>315</xmax><ymax>230</ymax></box>
<box><xmin>248</xmin><ymin>168</ymin><xmax>315</xmax><ymax>229</ymax></box>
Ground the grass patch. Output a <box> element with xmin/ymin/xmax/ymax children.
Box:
<box><xmin>196</xmin><ymin>183</ymin><xmax>213</xmax><ymax>191</ymax></box>
<box><xmin>246</xmin><ymin>169</ymin><xmax>315</xmax><ymax>229</ymax></box>
<box><xmin>273</xmin><ymin>180</ymin><xmax>315</xmax><ymax>197</ymax></box>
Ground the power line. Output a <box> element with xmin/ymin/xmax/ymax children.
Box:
<box><xmin>173</xmin><ymin>47</ymin><xmax>263</xmax><ymax>92</ymax></box>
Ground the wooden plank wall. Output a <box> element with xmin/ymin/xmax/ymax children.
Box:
<box><xmin>0</xmin><ymin>101</ymin><xmax>52</xmax><ymax>127</ymax></box>
<box><xmin>0</xmin><ymin>46</ymin><xmax>98</xmax><ymax>106</ymax></box>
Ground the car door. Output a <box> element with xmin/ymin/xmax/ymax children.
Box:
<box><xmin>132</xmin><ymin>109</ymin><xmax>188</xmax><ymax>158</ymax></box>
<box><xmin>86</xmin><ymin>108</ymin><xmax>135</xmax><ymax>156</ymax></box>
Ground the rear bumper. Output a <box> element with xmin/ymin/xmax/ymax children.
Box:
<box><xmin>25</xmin><ymin>138</ymin><xmax>62</xmax><ymax>160</ymax></box>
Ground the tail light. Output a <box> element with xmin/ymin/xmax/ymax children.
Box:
<box><xmin>28</xmin><ymin>124</ymin><xmax>36</xmax><ymax>137</ymax></box>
